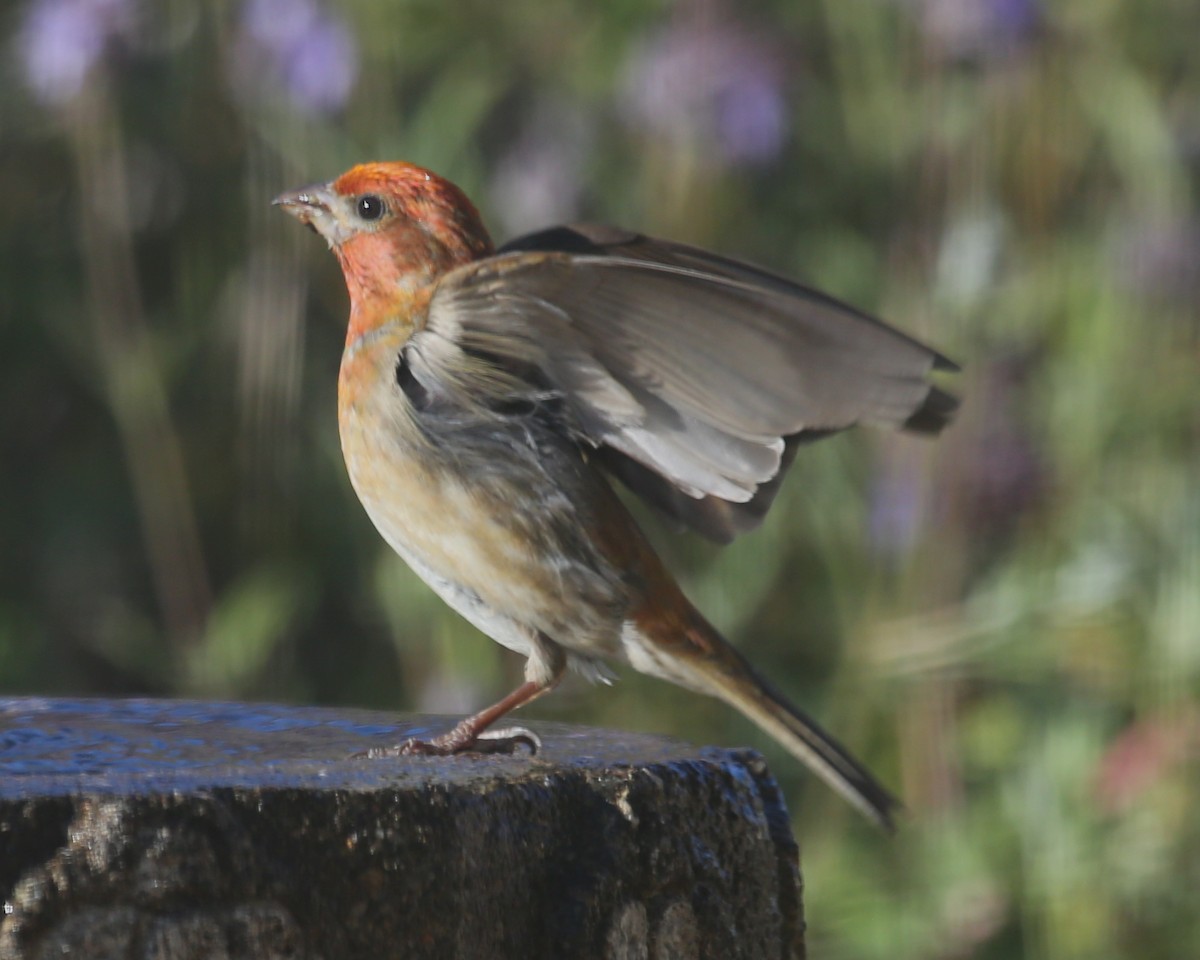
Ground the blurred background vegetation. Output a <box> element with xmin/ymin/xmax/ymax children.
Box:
<box><xmin>2</xmin><ymin>0</ymin><xmax>1198</xmax><ymax>956</ymax></box>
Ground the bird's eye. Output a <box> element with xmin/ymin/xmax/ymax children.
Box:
<box><xmin>356</xmin><ymin>195</ymin><xmax>386</xmax><ymax>221</ymax></box>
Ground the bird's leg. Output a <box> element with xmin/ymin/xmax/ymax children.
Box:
<box><xmin>357</xmin><ymin>672</ymin><xmax>560</xmax><ymax>759</ymax></box>
<box><xmin>418</xmin><ymin>680</ymin><xmax>548</xmax><ymax>756</ymax></box>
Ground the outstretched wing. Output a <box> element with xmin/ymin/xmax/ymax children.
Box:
<box><xmin>402</xmin><ymin>223</ymin><xmax>958</xmax><ymax>542</ymax></box>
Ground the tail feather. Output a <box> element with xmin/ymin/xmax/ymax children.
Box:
<box><xmin>719</xmin><ymin>664</ymin><xmax>901</xmax><ymax>831</ymax></box>
<box><xmin>679</xmin><ymin>622</ymin><xmax>901</xmax><ymax>830</ymax></box>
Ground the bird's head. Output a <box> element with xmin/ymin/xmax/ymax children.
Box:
<box><xmin>275</xmin><ymin>162</ymin><xmax>494</xmax><ymax>329</ymax></box>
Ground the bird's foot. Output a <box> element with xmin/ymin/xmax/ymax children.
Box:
<box><xmin>354</xmin><ymin>725</ymin><xmax>542</xmax><ymax>759</ymax></box>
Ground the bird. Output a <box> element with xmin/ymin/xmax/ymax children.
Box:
<box><xmin>275</xmin><ymin>161</ymin><xmax>958</xmax><ymax>830</ymax></box>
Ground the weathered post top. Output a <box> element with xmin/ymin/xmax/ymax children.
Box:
<box><xmin>0</xmin><ymin>697</ymin><xmax>804</xmax><ymax>960</ymax></box>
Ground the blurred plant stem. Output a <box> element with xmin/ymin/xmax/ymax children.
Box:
<box><xmin>67</xmin><ymin>82</ymin><xmax>212</xmax><ymax>659</ymax></box>
<box><xmin>234</xmin><ymin>142</ymin><xmax>308</xmax><ymax>553</ymax></box>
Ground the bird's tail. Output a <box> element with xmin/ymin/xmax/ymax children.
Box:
<box><xmin>680</xmin><ymin>617</ymin><xmax>902</xmax><ymax>831</ymax></box>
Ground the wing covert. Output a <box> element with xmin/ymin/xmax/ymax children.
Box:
<box><xmin>410</xmin><ymin>224</ymin><xmax>957</xmax><ymax>539</ymax></box>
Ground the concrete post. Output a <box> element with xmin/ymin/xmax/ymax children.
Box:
<box><xmin>0</xmin><ymin>698</ymin><xmax>804</xmax><ymax>959</ymax></box>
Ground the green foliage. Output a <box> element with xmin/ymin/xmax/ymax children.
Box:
<box><xmin>2</xmin><ymin>0</ymin><xmax>1198</xmax><ymax>955</ymax></box>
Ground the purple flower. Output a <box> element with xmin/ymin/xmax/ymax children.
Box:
<box><xmin>868</xmin><ymin>452</ymin><xmax>926</xmax><ymax>558</ymax></box>
<box><xmin>282</xmin><ymin>15</ymin><xmax>356</xmax><ymax>114</ymax></box>
<box><xmin>622</xmin><ymin>9</ymin><xmax>789</xmax><ymax>168</ymax></box>
<box><xmin>243</xmin><ymin>0</ymin><xmax>318</xmax><ymax>50</ymax></box>
<box><xmin>960</xmin><ymin>353</ymin><xmax>1046</xmax><ymax>543</ymax></box>
<box><xmin>918</xmin><ymin>0</ymin><xmax>1040</xmax><ymax>60</ymax></box>
<box><xmin>490</xmin><ymin>100</ymin><xmax>591</xmax><ymax>236</ymax></box>
<box><xmin>16</xmin><ymin>0</ymin><xmax>132</xmax><ymax>104</ymax></box>
<box><xmin>716</xmin><ymin>71</ymin><xmax>787</xmax><ymax>165</ymax></box>
<box><xmin>1114</xmin><ymin>219</ymin><xmax>1200</xmax><ymax>305</ymax></box>
<box><xmin>231</xmin><ymin>0</ymin><xmax>358</xmax><ymax>115</ymax></box>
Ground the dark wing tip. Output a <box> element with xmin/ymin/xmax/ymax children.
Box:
<box><xmin>871</xmin><ymin>789</ymin><xmax>905</xmax><ymax>835</ymax></box>
<box><xmin>497</xmin><ymin>223</ymin><xmax>642</xmax><ymax>256</ymax></box>
<box><xmin>903</xmin><ymin>385</ymin><xmax>960</xmax><ymax>435</ymax></box>
<box><xmin>932</xmin><ymin>351</ymin><xmax>961</xmax><ymax>373</ymax></box>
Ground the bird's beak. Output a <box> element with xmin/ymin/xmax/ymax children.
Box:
<box><xmin>273</xmin><ymin>182</ymin><xmax>346</xmax><ymax>245</ymax></box>
<box><xmin>273</xmin><ymin>182</ymin><xmax>335</xmax><ymax>217</ymax></box>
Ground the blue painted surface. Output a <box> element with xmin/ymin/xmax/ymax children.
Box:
<box><xmin>0</xmin><ymin>698</ymin><xmax>728</xmax><ymax>799</ymax></box>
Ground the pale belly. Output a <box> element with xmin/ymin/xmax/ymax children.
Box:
<box><xmin>338</xmin><ymin>376</ymin><xmax>631</xmax><ymax>670</ymax></box>
<box><xmin>359</xmin><ymin>486</ymin><xmax>545</xmax><ymax>661</ymax></box>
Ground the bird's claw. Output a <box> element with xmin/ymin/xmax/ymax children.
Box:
<box><xmin>474</xmin><ymin>726</ymin><xmax>542</xmax><ymax>755</ymax></box>
<box><xmin>352</xmin><ymin>725</ymin><xmax>541</xmax><ymax>759</ymax></box>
